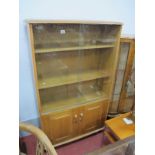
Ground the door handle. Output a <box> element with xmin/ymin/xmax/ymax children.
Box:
<box><xmin>73</xmin><ymin>114</ymin><xmax>78</xmax><ymax>123</ymax></box>
<box><xmin>79</xmin><ymin>113</ymin><xmax>84</xmax><ymax>122</ymax></box>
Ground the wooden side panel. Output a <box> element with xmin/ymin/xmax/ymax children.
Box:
<box><xmin>28</xmin><ymin>24</ymin><xmax>43</xmax><ymax>118</ymax></box>
<box><xmin>102</xmin><ymin>100</ymin><xmax>109</xmax><ymax>122</ymax></box>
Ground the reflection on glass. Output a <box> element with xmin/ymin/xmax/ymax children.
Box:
<box><xmin>110</xmin><ymin>43</ymin><xmax>130</xmax><ymax>112</ymax></box>
<box><xmin>32</xmin><ymin>23</ymin><xmax>120</xmax><ymax>113</ymax></box>
<box><xmin>40</xmin><ymin>79</ymin><xmax>108</xmax><ymax>113</ymax></box>
<box><xmin>33</xmin><ymin>24</ymin><xmax>118</xmax><ymax>51</ymax></box>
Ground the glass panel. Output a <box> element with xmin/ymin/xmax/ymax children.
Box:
<box><xmin>122</xmin><ymin>56</ymin><xmax>135</xmax><ymax>112</ymax></box>
<box><xmin>32</xmin><ymin>23</ymin><xmax>120</xmax><ymax>113</ymax></box>
<box><xmin>113</xmin><ymin>94</ymin><xmax>120</xmax><ymax>101</ymax></box>
<box><xmin>40</xmin><ymin>78</ymin><xmax>108</xmax><ymax>113</ymax></box>
<box><xmin>114</xmin><ymin>70</ymin><xmax>125</xmax><ymax>94</ymax></box>
<box><xmin>33</xmin><ymin>24</ymin><xmax>80</xmax><ymax>50</ymax></box>
<box><xmin>32</xmin><ymin>24</ymin><xmax>119</xmax><ymax>53</ymax></box>
<box><xmin>36</xmin><ymin>49</ymin><xmax>112</xmax><ymax>89</ymax></box>
<box><xmin>118</xmin><ymin>43</ymin><xmax>130</xmax><ymax>70</ymax></box>
<box><xmin>126</xmin><ymin>57</ymin><xmax>135</xmax><ymax>97</ymax></box>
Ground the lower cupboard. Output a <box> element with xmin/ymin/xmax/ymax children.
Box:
<box><xmin>41</xmin><ymin>100</ymin><xmax>109</xmax><ymax>144</ymax></box>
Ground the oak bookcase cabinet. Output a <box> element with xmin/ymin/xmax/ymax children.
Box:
<box><xmin>28</xmin><ymin>20</ymin><xmax>122</xmax><ymax>146</ymax></box>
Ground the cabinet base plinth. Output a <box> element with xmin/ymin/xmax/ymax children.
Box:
<box><xmin>54</xmin><ymin>127</ymin><xmax>104</xmax><ymax>147</ymax></box>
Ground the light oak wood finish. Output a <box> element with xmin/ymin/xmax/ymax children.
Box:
<box><xmin>28</xmin><ymin>20</ymin><xmax>122</xmax><ymax>145</ymax></box>
<box><xmin>27</xmin><ymin>20</ymin><xmax>122</xmax><ymax>25</ymax></box>
<box><xmin>41</xmin><ymin>92</ymin><xmax>108</xmax><ymax>114</ymax></box>
<box><xmin>54</xmin><ymin>127</ymin><xmax>104</xmax><ymax>147</ymax></box>
<box><xmin>82</xmin><ymin>100</ymin><xmax>108</xmax><ymax>133</ymax></box>
<box><xmin>104</xmin><ymin>130</ymin><xmax>116</xmax><ymax>143</ymax></box>
<box><xmin>27</xmin><ymin>24</ymin><xmax>43</xmax><ymax>128</ymax></box>
<box><xmin>38</xmin><ymin>70</ymin><xmax>110</xmax><ymax>89</ymax></box>
<box><xmin>42</xmin><ymin>110</ymin><xmax>74</xmax><ymax>144</ymax></box>
<box><xmin>41</xmin><ymin>100</ymin><xmax>108</xmax><ymax>144</ymax></box>
<box><xmin>19</xmin><ymin>123</ymin><xmax>57</xmax><ymax>155</ymax></box>
<box><xmin>105</xmin><ymin>112</ymin><xmax>135</xmax><ymax>140</ymax></box>
<box><xmin>35</xmin><ymin>43</ymin><xmax>115</xmax><ymax>53</ymax></box>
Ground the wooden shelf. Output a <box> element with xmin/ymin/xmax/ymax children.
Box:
<box><xmin>38</xmin><ymin>70</ymin><xmax>110</xmax><ymax>89</ymax></box>
<box><xmin>35</xmin><ymin>43</ymin><xmax>115</xmax><ymax>53</ymax></box>
<box><xmin>41</xmin><ymin>91</ymin><xmax>108</xmax><ymax>114</ymax></box>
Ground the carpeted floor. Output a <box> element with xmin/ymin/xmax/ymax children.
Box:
<box><xmin>20</xmin><ymin>131</ymin><xmax>111</xmax><ymax>155</ymax></box>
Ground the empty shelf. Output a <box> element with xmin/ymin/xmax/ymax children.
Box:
<box><xmin>38</xmin><ymin>70</ymin><xmax>110</xmax><ymax>89</ymax></box>
<box><xmin>35</xmin><ymin>43</ymin><xmax>115</xmax><ymax>53</ymax></box>
<box><xmin>41</xmin><ymin>92</ymin><xmax>108</xmax><ymax>114</ymax></box>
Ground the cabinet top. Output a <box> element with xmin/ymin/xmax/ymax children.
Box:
<box><xmin>27</xmin><ymin>20</ymin><xmax>123</xmax><ymax>25</ymax></box>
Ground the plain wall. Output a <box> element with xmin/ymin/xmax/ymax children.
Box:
<box><xmin>19</xmin><ymin>0</ymin><xmax>135</xmax><ymax>123</ymax></box>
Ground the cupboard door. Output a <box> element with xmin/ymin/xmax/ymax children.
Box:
<box><xmin>76</xmin><ymin>106</ymin><xmax>85</xmax><ymax>135</ymax></box>
<box><xmin>82</xmin><ymin>101</ymin><xmax>107</xmax><ymax>133</ymax></box>
<box><xmin>72</xmin><ymin>107</ymin><xmax>81</xmax><ymax>136</ymax></box>
<box><xmin>41</xmin><ymin>110</ymin><xmax>74</xmax><ymax>144</ymax></box>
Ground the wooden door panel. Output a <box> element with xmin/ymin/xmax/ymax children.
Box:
<box><xmin>41</xmin><ymin>101</ymin><xmax>109</xmax><ymax>143</ymax></box>
<box><xmin>49</xmin><ymin>112</ymin><xmax>72</xmax><ymax>142</ymax></box>
<box><xmin>83</xmin><ymin>101</ymin><xmax>105</xmax><ymax>132</ymax></box>
<box><xmin>72</xmin><ymin>108</ymin><xmax>80</xmax><ymax>136</ymax></box>
<box><xmin>41</xmin><ymin>110</ymin><xmax>74</xmax><ymax>144</ymax></box>
<box><xmin>76</xmin><ymin>106</ymin><xmax>85</xmax><ymax>135</ymax></box>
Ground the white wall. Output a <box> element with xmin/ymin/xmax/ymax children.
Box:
<box><xmin>19</xmin><ymin>0</ymin><xmax>135</xmax><ymax>122</ymax></box>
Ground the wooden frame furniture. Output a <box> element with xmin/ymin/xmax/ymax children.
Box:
<box><xmin>104</xmin><ymin>112</ymin><xmax>135</xmax><ymax>143</ymax></box>
<box><xmin>28</xmin><ymin>20</ymin><xmax>122</xmax><ymax>145</ymax></box>
<box><xmin>109</xmin><ymin>37</ymin><xmax>135</xmax><ymax>115</ymax></box>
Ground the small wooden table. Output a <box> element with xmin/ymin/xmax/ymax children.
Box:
<box><xmin>104</xmin><ymin>112</ymin><xmax>135</xmax><ymax>142</ymax></box>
